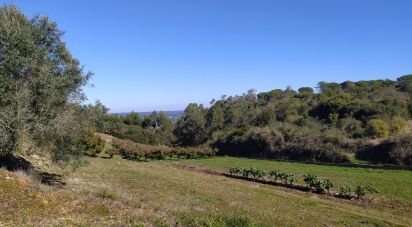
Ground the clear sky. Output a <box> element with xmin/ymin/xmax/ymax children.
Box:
<box><xmin>2</xmin><ymin>0</ymin><xmax>412</xmax><ymax>112</ymax></box>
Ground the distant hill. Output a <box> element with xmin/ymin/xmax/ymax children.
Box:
<box><xmin>113</xmin><ymin>110</ymin><xmax>184</xmax><ymax>121</ymax></box>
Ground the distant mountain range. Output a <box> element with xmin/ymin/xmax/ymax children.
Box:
<box><xmin>113</xmin><ymin>110</ymin><xmax>184</xmax><ymax>121</ymax></box>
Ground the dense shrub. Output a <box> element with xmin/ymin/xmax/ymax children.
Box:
<box><xmin>356</xmin><ymin>133</ymin><xmax>412</xmax><ymax>165</ymax></box>
<box><xmin>80</xmin><ymin>131</ymin><xmax>105</xmax><ymax>157</ymax></box>
<box><xmin>284</xmin><ymin>136</ymin><xmax>350</xmax><ymax>163</ymax></box>
<box><xmin>105</xmin><ymin>147</ymin><xmax>117</xmax><ymax>158</ymax></box>
<box><xmin>214</xmin><ymin>128</ymin><xmax>349</xmax><ymax>163</ymax></box>
<box><xmin>390</xmin><ymin>116</ymin><xmax>407</xmax><ymax>134</ymax></box>
<box><xmin>213</xmin><ymin>127</ymin><xmax>284</xmax><ymax>159</ymax></box>
<box><xmin>366</xmin><ymin>119</ymin><xmax>390</xmax><ymax>138</ymax></box>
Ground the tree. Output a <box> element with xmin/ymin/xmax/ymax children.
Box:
<box><xmin>0</xmin><ymin>5</ymin><xmax>91</xmax><ymax>163</ymax></box>
<box><xmin>206</xmin><ymin>103</ymin><xmax>225</xmax><ymax>132</ymax></box>
<box><xmin>245</xmin><ymin>89</ymin><xmax>257</xmax><ymax>103</ymax></box>
<box><xmin>124</xmin><ymin>111</ymin><xmax>142</xmax><ymax>126</ymax></box>
<box><xmin>158</xmin><ymin>111</ymin><xmax>174</xmax><ymax>132</ymax></box>
<box><xmin>174</xmin><ymin>104</ymin><xmax>207</xmax><ymax>146</ymax></box>
<box><xmin>397</xmin><ymin>75</ymin><xmax>412</xmax><ymax>93</ymax></box>
<box><xmin>298</xmin><ymin>87</ymin><xmax>314</xmax><ymax>94</ymax></box>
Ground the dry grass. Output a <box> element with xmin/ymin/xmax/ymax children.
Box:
<box><xmin>1</xmin><ymin>155</ymin><xmax>411</xmax><ymax>226</ymax></box>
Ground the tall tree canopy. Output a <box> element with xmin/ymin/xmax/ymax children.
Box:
<box><xmin>0</xmin><ymin>5</ymin><xmax>91</xmax><ymax>162</ymax></box>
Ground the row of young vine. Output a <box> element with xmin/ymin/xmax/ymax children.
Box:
<box><xmin>108</xmin><ymin>138</ymin><xmax>215</xmax><ymax>161</ymax></box>
<box><xmin>228</xmin><ymin>167</ymin><xmax>378</xmax><ymax>200</ymax></box>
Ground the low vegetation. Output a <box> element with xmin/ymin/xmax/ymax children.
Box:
<box><xmin>357</xmin><ymin>133</ymin><xmax>412</xmax><ymax>165</ymax></box>
<box><xmin>228</xmin><ymin>167</ymin><xmax>377</xmax><ymax>200</ymax></box>
<box><xmin>1</xmin><ymin>156</ymin><xmax>411</xmax><ymax>226</ymax></box>
<box><xmin>176</xmin><ymin>156</ymin><xmax>412</xmax><ymax>205</ymax></box>
<box><xmin>112</xmin><ymin>138</ymin><xmax>215</xmax><ymax>161</ymax></box>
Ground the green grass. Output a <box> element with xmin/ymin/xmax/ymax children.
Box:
<box><xmin>173</xmin><ymin>156</ymin><xmax>412</xmax><ymax>205</ymax></box>
<box><xmin>1</xmin><ymin>156</ymin><xmax>412</xmax><ymax>226</ymax></box>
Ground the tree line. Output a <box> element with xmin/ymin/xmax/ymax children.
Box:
<box><xmin>102</xmin><ymin>75</ymin><xmax>411</xmax><ymax>165</ymax></box>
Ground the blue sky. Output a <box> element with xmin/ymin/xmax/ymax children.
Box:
<box><xmin>2</xmin><ymin>0</ymin><xmax>412</xmax><ymax>112</ymax></box>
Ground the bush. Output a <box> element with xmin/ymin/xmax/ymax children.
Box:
<box><xmin>112</xmin><ymin>138</ymin><xmax>214</xmax><ymax>161</ymax></box>
<box><xmin>269</xmin><ymin>170</ymin><xmax>282</xmax><ymax>182</ymax></box>
<box><xmin>303</xmin><ymin>174</ymin><xmax>333</xmax><ymax>193</ymax></box>
<box><xmin>214</xmin><ymin>128</ymin><xmax>349</xmax><ymax>163</ymax></box>
<box><xmin>356</xmin><ymin>133</ymin><xmax>412</xmax><ymax>165</ymax></box>
<box><xmin>303</xmin><ymin>174</ymin><xmax>318</xmax><ymax>190</ymax></box>
<box><xmin>354</xmin><ymin>185</ymin><xmax>378</xmax><ymax>199</ymax></box>
<box><xmin>105</xmin><ymin>147</ymin><xmax>117</xmax><ymax>158</ymax></box>
<box><xmin>284</xmin><ymin>136</ymin><xmax>350</xmax><ymax>163</ymax></box>
<box><xmin>213</xmin><ymin>127</ymin><xmax>284</xmax><ymax>159</ymax></box>
<box><xmin>81</xmin><ymin>131</ymin><xmax>105</xmax><ymax>157</ymax></box>
<box><xmin>323</xmin><ymin>179</ymin><xmax>333</xmax><ymax>194</ymax></box>
<box><xmin>228</xmin><ymin>167</ymin><xmax>242</xmax><ymax>176</ymax></box>
<box><xmin>339</xmin><ymin>185</ymin><xmax>352</xmax><ymax>199</ymax></box>
<box><xmin>286</xmin><ymin>174</ymin><xmax>297</xmax><ymax>185</ymax></box>
<box><xmin>391</xmin><ymin>116</ymin><xmax>407</xmax><ymax>134</ymax></box>
<box><xmin>366</xmin><ymin>119</ymin><xmax>390</xmax><ymax>138</ymax></box>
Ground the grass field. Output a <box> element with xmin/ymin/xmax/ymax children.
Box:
<box><xmin>173</xmin><ymin>157</ymin><xmax>412</xmax><ymax>206</ymax></box>
<box><xmin>1</xmin><ymin>155</ymin><xmax>412</xmax><ymax>226</ymax></box>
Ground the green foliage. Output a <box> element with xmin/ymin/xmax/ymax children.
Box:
<box><xmin>123</xmin><ymin>111</ymin><xmax>142</xmax><ymax>126</ymax></box>
<box><xmin>112</xmin><ymin>138</ymin><xmax>214</xmax><ymax>161</ymax></box>
<box><xmin>177</xmin><ymin>214</ymin><xmax>252</xmax><ymax>227</ymax></box>
<box><xmin>0</xmin><ymin>5</ymin><xmax>92</xmax><ymax>165</ymax></box>
<box><xmin>323</xmin><ymin>179</ymin><xmax>334</xmax><ymax>194</ymax></box>
<box><xmin>105</xmin><ymin>147</ymin><xmax>117</xmax><ymax>159</ymax></box>
<box><xmin>227</xmin><ymin>166</ymin><xmax>378</xmax><ymax>200</ymax></box>
<box><xmin>354</xmin><ymin>185</ymin><xmax>378</xmax><ymax>199</ymax></box>
<box><xmin>390</xmin><ymin>116</ymin><xmax>407</xmax><ymax>134</ymax></box>
<box><xmin>80</xmin><ymin>131</ymin><xmax>105</xmax><ymax>157</ymax></box>
<box><xmin>96</xmin><ymin>188</ymin><xmax>117</xmax><ymax>200</ymax></box>
<box><xmin>397</xmin><ymin>74</ymin><xmax>412</xmax><ymax>93</ymax></box>
<box><xmin>174</xmin><ymin>104</ymin><xmax>208</xmax><ymax>146</ymax></box>
<box><xmin>97</xmin><ymin>67</ymin><xmax>411</xmax><ymax>165</ymax></box>
<box><xmin>302</xmin><ymin>174</ymin><xmax>333</xmax><ymax>193</ymax></box>
<box><xmin>103</xmin><ymin>111</ymin><xmax>175</xmax><ymax>146</ymax></box>
<box><xmin>366</xmin><ymin>119</ymin><xmax>390</xmax><ymax>138</ymax></box>
<box><xmin>286</xmin><ymin>174</ymin><xmax>297</xmax><ymax>185</ymax></box>
<box><xmin>269</xmin><ymin>170</ymin><xmax>282</xmax><ymax>182</ymax></box>
<box><xmin>357</xmin><ymin>133</ymin><xmax>412</xmax><ymax>165</ymax></box>
<box><xmin>228</xmin><ymin>167</ymin><xmax>242</xmax><ymax>176</ymax></box>
<box><xmin>239</xmin><ymin>167</ymin><xmax>267</xmax><ymax>180</ymax></box>
<box><xmin>339</xmin><ymin>185</ymin><xmax>352</xmax><ymax>199</ymax></box>
<box><xmin>303</xmin><ymin>174</ymin><xmax>318</xmax><ymax>190</ymax></box>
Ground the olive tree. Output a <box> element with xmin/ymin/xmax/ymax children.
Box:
<box><xmin>0</xmin><ymin>5</ymin><xmax>91</xmax><ymax>164</ymax></box>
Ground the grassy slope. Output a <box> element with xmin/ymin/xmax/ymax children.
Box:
<box><xmin>175</xmin><ymin>157</ymin><xmax>412</xmax><ymax>205</ymax></box>
<box><xmin>0</xmin><ymin>156</ymin><xmax>411</xmax><ymax>226</ymax></box>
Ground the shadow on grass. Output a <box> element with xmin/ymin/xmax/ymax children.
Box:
<box><xmin>0</xmin><ymin>154</ymin><xmax>66</xmax><ymax>186</ymax></box>
<box><xmin>223</xmin><ymin>174</ymin><xmax>356</xmax><ymax>200</ymax></box>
